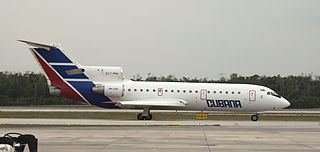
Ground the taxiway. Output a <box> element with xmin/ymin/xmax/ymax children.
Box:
<box><xmin>1</xmin><ymin>120</ymin><xmax>320</xmax><ymax>152</ymax></box>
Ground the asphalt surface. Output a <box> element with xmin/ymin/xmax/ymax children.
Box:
<box><xmin>1</xmin><ymin>120</ymin><xmax>320</xmax><ymax>152</ymax></box>
<box><xmin>0</xmin><ymin>118</ymin><xmax>319</xmax><ymax>127</ymax></box>
<box><xmin>1</xmin><ymin>107</ymin><xmax>320</xmax><ymax>151</ymax></box>
<box><xmin>1</xmin><ymin>106</ymin><xmax>320</xmax><ymax>114</ymax></box>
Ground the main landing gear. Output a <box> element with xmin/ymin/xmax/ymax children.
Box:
<box><xmin>137</xmin><ymin>107</ymin><xmax>152</xmax><ymax>120</ymax></box>
<box><xmin>251</xmin><ymin>113</ymin><xmax>260</xmax><ymax>121</ymax></box>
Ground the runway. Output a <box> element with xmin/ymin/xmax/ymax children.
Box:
<box><xmin>1</xmin><ymin>120</ymin><xmax>320</xmax><ymax>152</ymax></box>
<box><xmin>1</xmin><ymin>107</ymin><xmax>320</xmax><ymax>151</ymax></box>
<box><xmin>1</xmin><ymin>118</ymin><xmax>320</xmax><ymax>127</ymax></box>
<box><xmin>1</xmin><ymin>106</ymin><xmax>320</xmax><ymax>114</ymax></box>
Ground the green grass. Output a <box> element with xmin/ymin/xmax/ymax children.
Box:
<box><xmin>0</xmin><ymin>111</ymin><xmax>319</xmax><ymax>121</ymax></box>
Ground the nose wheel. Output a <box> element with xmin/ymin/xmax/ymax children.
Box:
<box><xmin>137</xmin><ymin>107</ymin><xmax>152</xmax><ymax>120</ymax></box>
<box><xmin>251</xmin><ymin>114</ymin><xmax>260</xmax><ymax>121</ymax></box>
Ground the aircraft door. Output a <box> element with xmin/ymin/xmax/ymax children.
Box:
<box><xmin>158</xmin><ymin>88</ymin><xmax>163</xmax><ymax>96</ymax></box>
<box><xmin>200</xmin><ymin>89</ymin><xmax>207</xmax><ymax>100</ymax></box>
<box><xmin>249</xmin><ymin>90</ymin><xmax>256</xmax><ymax>102</ymax></box>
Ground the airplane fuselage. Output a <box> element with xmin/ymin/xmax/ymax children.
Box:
<box><xmin>105</xmin><ymin>81</ymin><xmax>289</xmax><ymax>112</ymax></box>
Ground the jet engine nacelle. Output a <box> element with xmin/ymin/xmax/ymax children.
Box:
<box><xmin>92</xmin><ymin>83</ymin><xmax>124</xmax><ymax>97</ymax></box>
<box><xmin>82</xmin><ymin>66</ymin><xmax>124</xmax><ymax>82</ymax></box>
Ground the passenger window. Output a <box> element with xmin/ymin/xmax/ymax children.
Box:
<box><xmin>220</xmin><ymin>91</ymin><xmax>222</xmax><ymax>94</ymax></box>
<box><xmin>195</xmin><ymin>90</ymin><xmax>198</xmax><ymax>93</ymax></box>
<box><xmin>177</xmin><ymin>90</ymin><xmax>180</xmax><ymax>93</ymax></box>
<box><xmin>153</xmin><ymin>89</ymin><xmax>156</xmax><ymax>92</ymax></box>
<box><xmin>140</xmin><ymin>89</ymin><xmax>143</xmax><ymax>92</ymax></box>
<box><xmin>238</xmin><ymin>91</ymin><xmax>241</xmax><ymax>94</ymax></box>
<box><xmin>232</xmin><ymin>91</ymin><xmax>234</xmax><ymax>94</ymax></box>
<box><xmin>183</xmin><ymin>90</ymin><xmax>186</xmax><ymax>93</ymax></box>
<box><xmin>146</xmin><ymin>89</ymin><xmax>149</xmax><ymax>92</ymax></box>
<box><xmin>165</xmin><ymin>90</ymin><xmax>168</xmax><ymax>92</ymax></box>
<box><xmin>208</xmin><ymin>91</ymin><xmax>210</xmax><ymax>93</ymax></box>
<box><xmin>171</xmin><ymin>90</ymin><xmax>174</xmax><ymax>93</ymax></box>
<box><xmin>214</xmin><ymin>91</ymin><xmax>216</xmax><ymax>94</ymax></box>
<box><xmin>128</xmin><ymin>89</ymin><xmax>131</xmax><ymax>91</ymax></box>
<box><xmin>134</xmin><ymin>89</ymin><xmax>137</xmax><ymax>91</ymax></box>
<box><xmin>189</xmin><ymin>90</ymin><xmax>192</xmax><ymax>93</ymax></box>
<box><xmin>226</xmin><ymin>91</ymin><xmax>228</xmax><ymax>94</ymax></box>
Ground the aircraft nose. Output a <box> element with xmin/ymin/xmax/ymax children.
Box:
<box><xmin>282</xmin><ymin>98</ymin><xmax>291</xmax><ymax>108</ymax></box>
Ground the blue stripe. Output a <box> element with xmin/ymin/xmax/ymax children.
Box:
<box><xmin>68</xmin><ymin>81</ymin><xmax>118</xmax><ymax>108</ymax></box>
<box><xmin>52</xmin><ymin>65</ymin><xmax>88</xmax><ymax>79</ymax></box>
<box><xmin>35</xmin><ymin>48</ymin><xmax>72</xmax><ymax>63</ymax></box>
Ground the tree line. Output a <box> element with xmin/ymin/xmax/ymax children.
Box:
<box><xmin>0</xmin><ymin>72</ymin><xmax>78</xmax><ymax>106</ymax></box>
<box><xmin>0</xmin><ymin>71</ymin><xmax>320</xmax><ymax>108</ymax></box>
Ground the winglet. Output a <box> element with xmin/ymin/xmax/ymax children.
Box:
<box><xmin>18</xmin><ymin>40</ymin><xmax>56</xmax><ymax>50</ymax></box>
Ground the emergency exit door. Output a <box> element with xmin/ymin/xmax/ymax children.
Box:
<box><xmin>200</xmin><ymin>89</ymin><xmax>207</xmax><ymax>100</ymax></box>
<box><xmin>158</xmin><ymin>88</ymin><xmax>163</xmax><ymax>96</ymax></box>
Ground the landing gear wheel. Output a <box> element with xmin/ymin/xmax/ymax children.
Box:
<box><xmin>137</xmin><ymin>113</ymin><xmax>144</xmax><ymax>120</ymax></box>
<box><xmin>145</xmin><ymin>114</ymin><xmax>152</xmax><ymax>120</ymax></box>
<box><xmin>136</xmin><ymin>107</ymin><xmax>153</xmax><ymax>120</ymax></box>
<box><xmin>251</xmin><ymin>114</ymin><xmax>259</xmax><ymax>121</ymax></box>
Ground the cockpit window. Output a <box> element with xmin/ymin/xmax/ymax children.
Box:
<box><xmin>267</xmin><ymin>92</ymin><xmax>281</xmax><ymax>98</ymax></box>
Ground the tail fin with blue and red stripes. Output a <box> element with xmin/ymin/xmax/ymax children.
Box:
<box><xmin>19</xmin><ymin>40</ymin><xmax>115</xmax><ymax>108</ymax></box>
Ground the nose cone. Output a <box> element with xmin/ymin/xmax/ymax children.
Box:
<box><xmin>281</xmin><ymin>98</ymin><xmax>291</xmax><ymax>109</ymax></box>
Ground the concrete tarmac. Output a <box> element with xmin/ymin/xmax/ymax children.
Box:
<box><xmin>1</xmin><ymin>106</ymin><xmax>320</xmax><ymax>114</ymax></box>
<box><xmin>1</xmin><ymin>118</ymin><xmax>320</xmax><ymax>127</ymax></box>
<box><xmin>1</xmin><ymin>120</ymin><xmax>320</xmax><ymax>152</ymax></box>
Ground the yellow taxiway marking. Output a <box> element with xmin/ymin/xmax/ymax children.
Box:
<box><xmin>172</xmin><ymin>122</ymin><xmax>181</xmax><ymax>125</ymax></box>
<box><xmin>0</xmin><ymin>120</ymin><xmax>13</xmax><ymax>123</ymax></box>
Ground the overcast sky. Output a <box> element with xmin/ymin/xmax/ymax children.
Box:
<box><xmin>1</xmin><ymin>0</ymin><xmax>319</xmax><ymax>79</ymax></box>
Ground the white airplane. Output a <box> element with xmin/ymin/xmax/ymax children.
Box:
<box><xmin>19</xmin><ymin>40</ymin><xmax>290</xmax><ymax>121</ymax></box>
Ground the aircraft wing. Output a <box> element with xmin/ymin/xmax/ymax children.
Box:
<box><xmin>116</xmin><ymin>98</ymin><xmax>188</xmax><ymax>108</ymax></box>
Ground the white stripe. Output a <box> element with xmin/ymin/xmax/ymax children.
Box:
<box><xmin>49</xmin><ymin>63</ymin><xmax>76</xmax><ymax>66</ymax></box>
<box><xmin>65</xmin><ymin>79</ymin><xmax>90</xmax><ymax>82</ymax></box>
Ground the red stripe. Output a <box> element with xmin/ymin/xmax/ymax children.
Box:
<box><xmin>33</xmin><ymin>50</ymin><xmax>87</xmax><ymax>104</ymax></box>
<box><xmin>102</xmin><ymin>101</ymin><xmax>119</xmax><ymax>104</ymax></box>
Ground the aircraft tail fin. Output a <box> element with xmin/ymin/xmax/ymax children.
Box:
<box><xmin>19</xmin><ymin>40</ymin><xmax>114</xmax><ymax>108</ymax></box>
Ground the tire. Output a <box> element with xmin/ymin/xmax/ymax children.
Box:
<box><xmin>137</xmin><ymin>113</ymin><xmax>144</xmax><ymax>120</ymax></box>
<box><xmin>251</xmin><ymin>115</ymin><xmax>259</xmax><ymax>121</ymax></box>
<box><xmin>145</xmin><ymin>114</ymin><xmax>152</xmax><ymax>120</ymax></box>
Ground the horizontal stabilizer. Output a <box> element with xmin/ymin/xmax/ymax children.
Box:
<box><xmin>18</xmin><ymin>40</ymin><xmax>56</xmax><ymax>50</ymax></box>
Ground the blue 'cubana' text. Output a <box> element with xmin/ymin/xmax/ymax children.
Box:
<box><xmin>206</xmin><ymin>99</ymin><xmax>242</xmax><ymax>108</ymax></box>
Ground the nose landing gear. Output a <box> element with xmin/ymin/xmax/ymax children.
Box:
<box><xmin>251</xmin><ymin>113</ymin><xmax>260</xmax><ymax>121</ymax></box>
<box><xmin>137</xmin><ymin>107</ymin><xmax>152</xmax><ymax>120</ymax></box>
